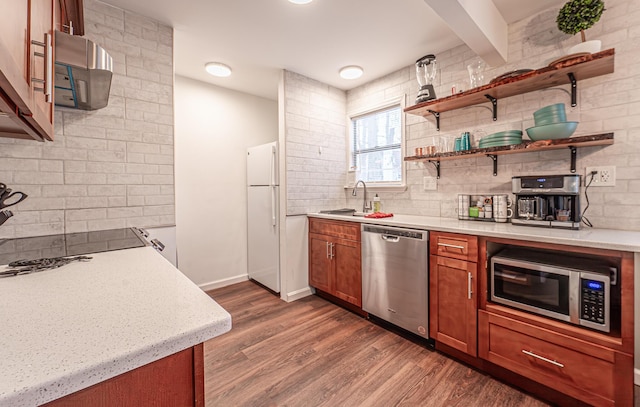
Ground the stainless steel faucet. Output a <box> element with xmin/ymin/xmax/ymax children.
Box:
<box><xmin>352</xmin><ymin>180</ymin><xmax>371</xmax><ymax>213</ymax></box>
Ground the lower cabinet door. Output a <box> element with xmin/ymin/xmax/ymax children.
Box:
<box><xmin>309</xmin><ymin>233</ymin><xmax>331</xmax><ymax>293</ymax></box>
<box><xmin>429</xmin><ymin>255</ymin><xmax>477</xmax><ymax>356</ymax></box>
<box><xmin>479</xmin><ymin>311</ymin><xmax>633</xmax><ymax>407</ymax></box>
<box><xmin>333</xmin><ymin>238</ymin><xmax>361</xmax><ymax>307</ymax></box>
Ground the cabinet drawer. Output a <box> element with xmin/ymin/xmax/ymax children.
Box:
<box><xmin>309</xmin><ymin>218</ymin><xmax>360</xmax><ymax>241</ymax></box>
<box><xmin>430</xmin><ymin>232</ymin><xmax>477</xmax><ymax>261</ymax></box>
<box><xmin>479</xmin><ymin>311</ymin><xmax>625</xmax><ymax>407</ymax></box>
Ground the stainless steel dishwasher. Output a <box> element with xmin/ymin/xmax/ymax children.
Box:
<box><xmin>361</xmin><ymin>224</ymin><xmax>429</xmax><ymax>338</ymax></box>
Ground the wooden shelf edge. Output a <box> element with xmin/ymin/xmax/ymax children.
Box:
<box><xmin>405</xmin><ymin>133</ymin><xmax>613</xmax><ymax>162</ymax></box>
<box><xmin>405</xmin><ymin>49</ymin><xmax>615</xmax><ymax>117</ymax></box>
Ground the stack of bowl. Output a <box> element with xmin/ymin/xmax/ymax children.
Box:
<box><xmin>526</xmin><ymin>103</ymin><xmax>578</xmax><ymax>141</ymax></box>
<box><xmin>478</xmin><ymin>130</ymin><xmax>523</xmax><ymax>148</ymax></box>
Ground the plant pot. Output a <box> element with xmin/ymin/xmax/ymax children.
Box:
<box><xmin>568</xmin><ymin>40</ymin><xmax>602</xmax><ymax>54</ymax></box>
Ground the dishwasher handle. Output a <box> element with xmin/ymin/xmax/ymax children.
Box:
<box><xmin>381</xmin><ymin>234</ymin><xmax>400</xmax><ymax>242</ymax></box>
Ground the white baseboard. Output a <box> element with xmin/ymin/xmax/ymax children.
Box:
<box><xmin>283</xmin><ymin>286</ymin><xmax>313</xmax><ymax>302</ymax></box>
<box><xmin>198</xmin><ymin>274</ymin><xmax>248</xmax><ymax>292</ymax></box>
<box><xmin>635</xmin><ymin>368</ymin><xmax>640</xmax><ymax>386</ymax></box>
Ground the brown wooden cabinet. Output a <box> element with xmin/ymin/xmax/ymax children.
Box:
<box><xmin>429</xmin><ymin>232</ymin><xmax>478</xmax><ymax>357</ymax></box>
<box><xmin>42</xmin><ymin>344</ymin><xmax>205</xmax><ymax>407</ymax></box>
<box><xmin>0</xmin><ymin>0</ymin><xmax>56</xmax><ymax>141</ymax></box>
<box><xmin>309</xmin><ymin>218</ymin><xmax>362</xmax><ymax>308</ymax></box>
<box><xmin>478</xmin><ymin>237</ymin><xmax>635</xmax><ymax>406</ymax></box>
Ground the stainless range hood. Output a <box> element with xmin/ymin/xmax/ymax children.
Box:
<box><xmin>54</xmin><ymin>31</ymin><xmax>113</xmax><ymax>110</ymax></box>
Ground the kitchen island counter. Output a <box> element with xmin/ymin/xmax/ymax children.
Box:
<box><xmin>0</xmin><ymin>246</ymin><xmax>231</xmax><ymax>407</ymax></box>
<box><xmin>308</xmin><ymin>213</ymin><xmax>640</xmax><ymax>252</ymax></box>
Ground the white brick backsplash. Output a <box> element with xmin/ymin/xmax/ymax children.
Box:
<box><xmin>107</xmin><ymin>174</ymin><xmax>143</xmax><ymax>184</ymax></box>
<box><xmin>107</xmin><ymin>206</ymin><xmax>143</xmax><ymax>218</ymax></box>
<box><xmin>107</xmin><ymin>196</ymin><xmax>127</xmax><ymax>207</ymax></box>
<box><xmin>66</xmin><ymin>208</ymin><xmax>107</xmax><ymax>221</ymax></box>
<box><xmin>0</xmin><ymin>159</ymin><xmax>39</xmax><ymax>171</ymax></box>
<box><xmin>65</xmin><ymin>197</ymin><xmax>109</xmax><ymax>209</ymax></box>
<box><xmin>88</xmin><ymin>185</ymin><xmax>126</xmax><ymax>196</ymax></box>
<box><xmin>143</xmin><ymin>174</ymin><xmax>173</xmax><ymax>185</ymax></box>
<box><xmin>127</xmin><ymin>196</ymin><xmax>145</xmax><ymax>206</ymax></box>
<box><xmin>87</xmin><ymin>219</ymin><xmax>127</xmax><ymax>231</ymax></box>
<box><xmin>64</xmin><ymin>173</ymin><xmax>107</xmax><ymax>185</ymax></box>
<box><xmin>0</xmin><ymin>1</ymin><xmax>173</xmax><ymax>237</ymax></box>
<box><xmin>42</xmin><ymin>185</ymin><xmax>88</xmax><ymax>197</ymax></box>
<box><xmin>145</xmin><ymin>154</ymin><xmax>173</xmax><ymax>164</ymax></box>
<box><xmin>126</xmin><ymin>163</ymin><xmax>158</xmax><ymax>174</ymax></box>
<box><xmin>128</xmin><ymin>185</ymin><xmax>160</xmax><ymax>195</ymax></box>
<box><xmin>14</xmin><ymin>172</ymin><xmax>64</xmax><ymax>185</ymax></box>
<box><xmin>87</xmin><ymin>150</ymin><xmax>127</xmax><ymax>162</ymax></box>
<box><xmin>143</xmin><ymin>205</ymin><xmax>174</xmax><ymax>216</ymax></box>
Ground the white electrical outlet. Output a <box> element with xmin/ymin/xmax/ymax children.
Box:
<box><xmin>585</xmin><ymin>166</ymin><xmax>616</xmax><ymax>187</ymax></box>
<box><xmin>423</xmin><ymin>176</ymin><xmax>437</xmax><ymax>191</ymax></box>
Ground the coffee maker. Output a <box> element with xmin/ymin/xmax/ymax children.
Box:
<box><xmin>511</xmin><ymin>174</ymin><xmax>581</xmax><ymax>229</ymax></box>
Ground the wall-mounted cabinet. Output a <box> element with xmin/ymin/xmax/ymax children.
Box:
<box><xmin>0</xmin><ymin>0</ymin><xmax>56</xmax><ymax>141</ymax></box>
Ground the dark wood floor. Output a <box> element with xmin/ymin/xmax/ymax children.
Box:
<box><xmin>203</xmin><ymin>281</ymin><xmax>556</xmax><ymax>407</ymax></box>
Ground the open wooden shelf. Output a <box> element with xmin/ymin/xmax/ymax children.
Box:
<box><xmin>404</xmin><ymin>49</ymin><xmax>615</xmax><ymax>121</ymax></box>
<box><xmin>405</xmin><ymin>133</ymin><xmax>614</xmax><ymax>177</ymax></box>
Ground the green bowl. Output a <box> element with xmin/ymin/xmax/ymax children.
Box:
<box><xmin>534</xmin><ymin>112</ymin><xmax>567</xmax><ymax>126</ymax></box>
<box><xmin>533</xmin><ymin>103</ymin><xmax>566</xmax><ymax>118</ymax></box>
<box><xmin>525</xmin><ymin>122</ymin><xmax>578</xmax><ymax>141</ymax></box>
<box><xmin>479</xmin><ymin>139</ymin><xmax>522</xmax><ymax>148</ymax></box>
<box><xmin>483</xmin><ymin>130</ymin><xmax>523</xmax><ymax>140</ymax></box>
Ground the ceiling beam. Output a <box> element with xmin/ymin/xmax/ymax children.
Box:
<box><xmin>423</xmin><ymin>0</ymin><xmax>507</xmax><ymax>66</ymax></box>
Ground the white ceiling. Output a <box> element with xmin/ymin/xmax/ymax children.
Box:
<box><xmin>100</xmin><ymin>0</ymin><xmax>564</xmax><ymax>101</ymax></box>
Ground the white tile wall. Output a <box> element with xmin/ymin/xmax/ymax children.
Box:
<box><xmin>342</xmin><ymin>0</ymin><xmax>640</xmax><ymax>230</ymax></box>
<box><xmin>283</xmin><ymin>71</ymin><xmax>348</xmax><ymax>215</ymax></box>
<box><xmin>0</xmin><ymin>0</ymin><xmax>174</xmax><ymax>238</ymax></box>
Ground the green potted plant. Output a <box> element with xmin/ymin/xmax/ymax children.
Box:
<box><xmin>557</xmin><ymin>0</ymin><xmax>605</xmax><ymax>54</ymax></box>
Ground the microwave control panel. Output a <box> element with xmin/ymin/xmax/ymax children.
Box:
<box><xmin>580</xmin><ymin>279</ymin><xmax>606</xmax><ymax>325</ymax></box>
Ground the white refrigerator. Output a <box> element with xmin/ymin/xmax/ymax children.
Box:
<box><xmin>247</xmin><ymin>141</ymin><xmax>280</xmax><ymax>293</ymax></box>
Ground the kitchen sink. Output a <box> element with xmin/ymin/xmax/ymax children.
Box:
<box><xmin>319</xmin><ymin>208</ymin><xmax>366</xmax><ymax>217</ymax></box>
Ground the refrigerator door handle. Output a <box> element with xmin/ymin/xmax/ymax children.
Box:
<box><xmin>270</xmin><ymin>145</ymin><xmax>276</xmax><ymax>187</ymax></box>
<box><xmin>271</xmin><ymin>185</ymin><xmax>277</xmax><ymax>227</ymax></box>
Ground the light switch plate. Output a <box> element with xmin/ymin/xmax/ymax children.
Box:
<box><xmin>423</xmin><ymin>176</ymin><xmax>437</xmax><ymax>191</ymax></box>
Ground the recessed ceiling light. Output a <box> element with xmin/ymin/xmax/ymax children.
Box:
<box><xmin>339</xmin><ymin>65</ymin><xmax>363</xmax><ymax>80</ymax></box>
<box><xmin>288</xmin><ymin>0</ymin><xmax>313</xmax><ymax>4</ymax></box>
<box><xmin>205</xmin><ymin>62</ymin><xmax>232</xmax><ymax>77</ymax></box>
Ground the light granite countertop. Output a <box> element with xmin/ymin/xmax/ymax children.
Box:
<box><xmin>0</xmin><ymin>246</ymin><xmax>232</xmax><ymax>407</ymax></box>
<box><xmin>308</xmin><ymin>213</ymin><xmax>640</xmax><ymax>252</ymax></box>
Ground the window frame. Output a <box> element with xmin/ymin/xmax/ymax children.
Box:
<box><xmin>346</xmin><ymin>96</ymin><xmax>407</xmax><ymax>190</ymax></box>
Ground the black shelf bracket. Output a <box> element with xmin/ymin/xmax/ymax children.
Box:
<box><xmin>569</xmin><ymin>146</ymin><xmax>577</xmax><ymax>173</ymax></box>
<box><xmin>427</xmin><ymin>110</ymin><xmax>440</xmax><ymax>131</ymax></box>
<box><xmin>428</xmin><ymin>160</ymin><xmax>441</xmax><ymax>178</ymax></box>
<box><xmin>487</xmin><ymin>154</ymin><xmax>498</xmax><ymax>176</ymax></box>
<box><xmin>568</xmin><ymin>72</ymin><xmax>577</xmax><ymax>107</ymax></box>
<box><xmin>484</xmin><ymin>95</ymin><xmax>498</xmax><ymax>121</ymax></box>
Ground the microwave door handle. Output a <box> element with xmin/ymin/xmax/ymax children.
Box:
<box><xmin>494</xmin><ymin>270</ymin><xmax>530</xmax><ymax>285</ymax></box>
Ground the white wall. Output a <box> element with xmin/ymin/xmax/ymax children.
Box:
<box><xmin>174</xmin><ymin>76</ymin><xmax>277</xmax><ymax>288</ymax></box>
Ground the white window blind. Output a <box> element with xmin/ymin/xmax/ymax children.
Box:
<box><xmin>350</xmin><ymin>104</ymin><xmax>403</xmax><ymax>184</ymax></box>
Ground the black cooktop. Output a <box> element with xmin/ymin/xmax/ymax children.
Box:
<box><xmin>0</xmin><ymin>228</ymin><xmax>147</xmax><ymax>266</ymax></box>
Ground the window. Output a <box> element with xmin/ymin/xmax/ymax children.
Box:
<box><xmin>349</xmin><ymin>101</ymin><xmax>404</xmax><ymax>186</ymax></box>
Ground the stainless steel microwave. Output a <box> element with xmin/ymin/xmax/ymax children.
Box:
<box><xmin>490</xmin><ymin>249</ymin><xmax>617</xmax><ymax>333</ymax></box>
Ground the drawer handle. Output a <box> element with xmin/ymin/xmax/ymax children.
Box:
<box><xmin>437</xmin><ymin>242</ymin><xmax>465</xmax><ymax>250</ymax></box>
<box><xmin>521</xmin><ymin>350</ymin><xmax>564</xmax><ymax>368</ymax></box>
